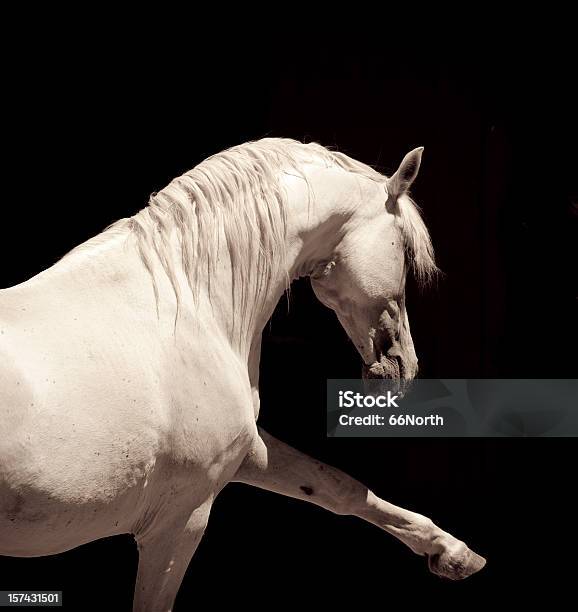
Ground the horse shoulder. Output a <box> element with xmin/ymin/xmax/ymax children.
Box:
<box><xmin>161</xmin><ymin>327</ymin><xmax>258</xmax><ymax>476</ymax></box>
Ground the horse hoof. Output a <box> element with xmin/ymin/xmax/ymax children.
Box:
<box><xmin>427</xmin><ymin>542</ymin><xmax>486</xmax><ymax>580</ymax></box>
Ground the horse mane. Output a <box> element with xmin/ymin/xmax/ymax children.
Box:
<box><xmin>117</xmin><ymin>138</ymin><xmax>437</xmax><ymax>328</ymax></box>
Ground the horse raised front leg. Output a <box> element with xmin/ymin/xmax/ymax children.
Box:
<box><xmin>132</xmin><ymin>499</ymin><xmax>211</xmax><ymax>612</ymax></box>
<box><xmin>233</xmin><ymin>428</ymin><xmax>485</xmax><ymax>580</ymax></box>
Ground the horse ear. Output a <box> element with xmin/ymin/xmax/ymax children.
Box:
<box><xmin>387</xmin><ymin>147</ymin><xmax>424</xmax><ymax>200</ymax></box>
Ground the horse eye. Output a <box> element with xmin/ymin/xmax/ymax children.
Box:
<box><xmin>324</xmin><ymin>261</ymin><xmax>336</xmax><ymax>275</ymax></box>
<box><xmin>311</xmin><ymin>260</ymin><xmax>335</xmax><ymax>280</ymax></box>
<box><xmin>320</xmin><ymin>261</ymin><xmax>336</xmax><ymax>277</ymax></box>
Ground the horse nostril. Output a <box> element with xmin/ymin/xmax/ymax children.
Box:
<box><xmin>383</xmin><ymin>350</ymin><xmax>403</xmax><ymax>378</ymax></box>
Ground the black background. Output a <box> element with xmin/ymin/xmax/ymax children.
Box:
<box><xmin>1</xmin><ymin>15</ymin><xmax>577</xmax><ymax>610</ymax></box>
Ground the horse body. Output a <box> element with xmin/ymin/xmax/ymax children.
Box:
<box><xmin>0</xmin><ymin>139</ymin><xmax>485</xmax><ymax>610</ymax></box>
<box><xmin>0</xmin><ymin>235</ymin><xmax>256</xmax><ymax>558</ymax></box>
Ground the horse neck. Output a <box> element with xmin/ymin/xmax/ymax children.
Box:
<box><xmin>222</xmin><ymin>165</ymin><xmax>361</xmax><ymax>390</ymax></box>
<box><xmin>240</xmin><ymin>166</ymin><xmax>365</xmax><ymax>355</ymax></box>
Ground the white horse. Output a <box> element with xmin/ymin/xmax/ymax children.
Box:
<box><xmin>0</xmin><ymin>139</ymin><xmax>485</xmax><ymax>610</ymax></box>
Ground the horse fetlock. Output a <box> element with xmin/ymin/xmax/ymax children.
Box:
<box><xmin>397</xmin><ymin>514</ymin><xmax>438</xmax><ymax>556</ymax></box>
